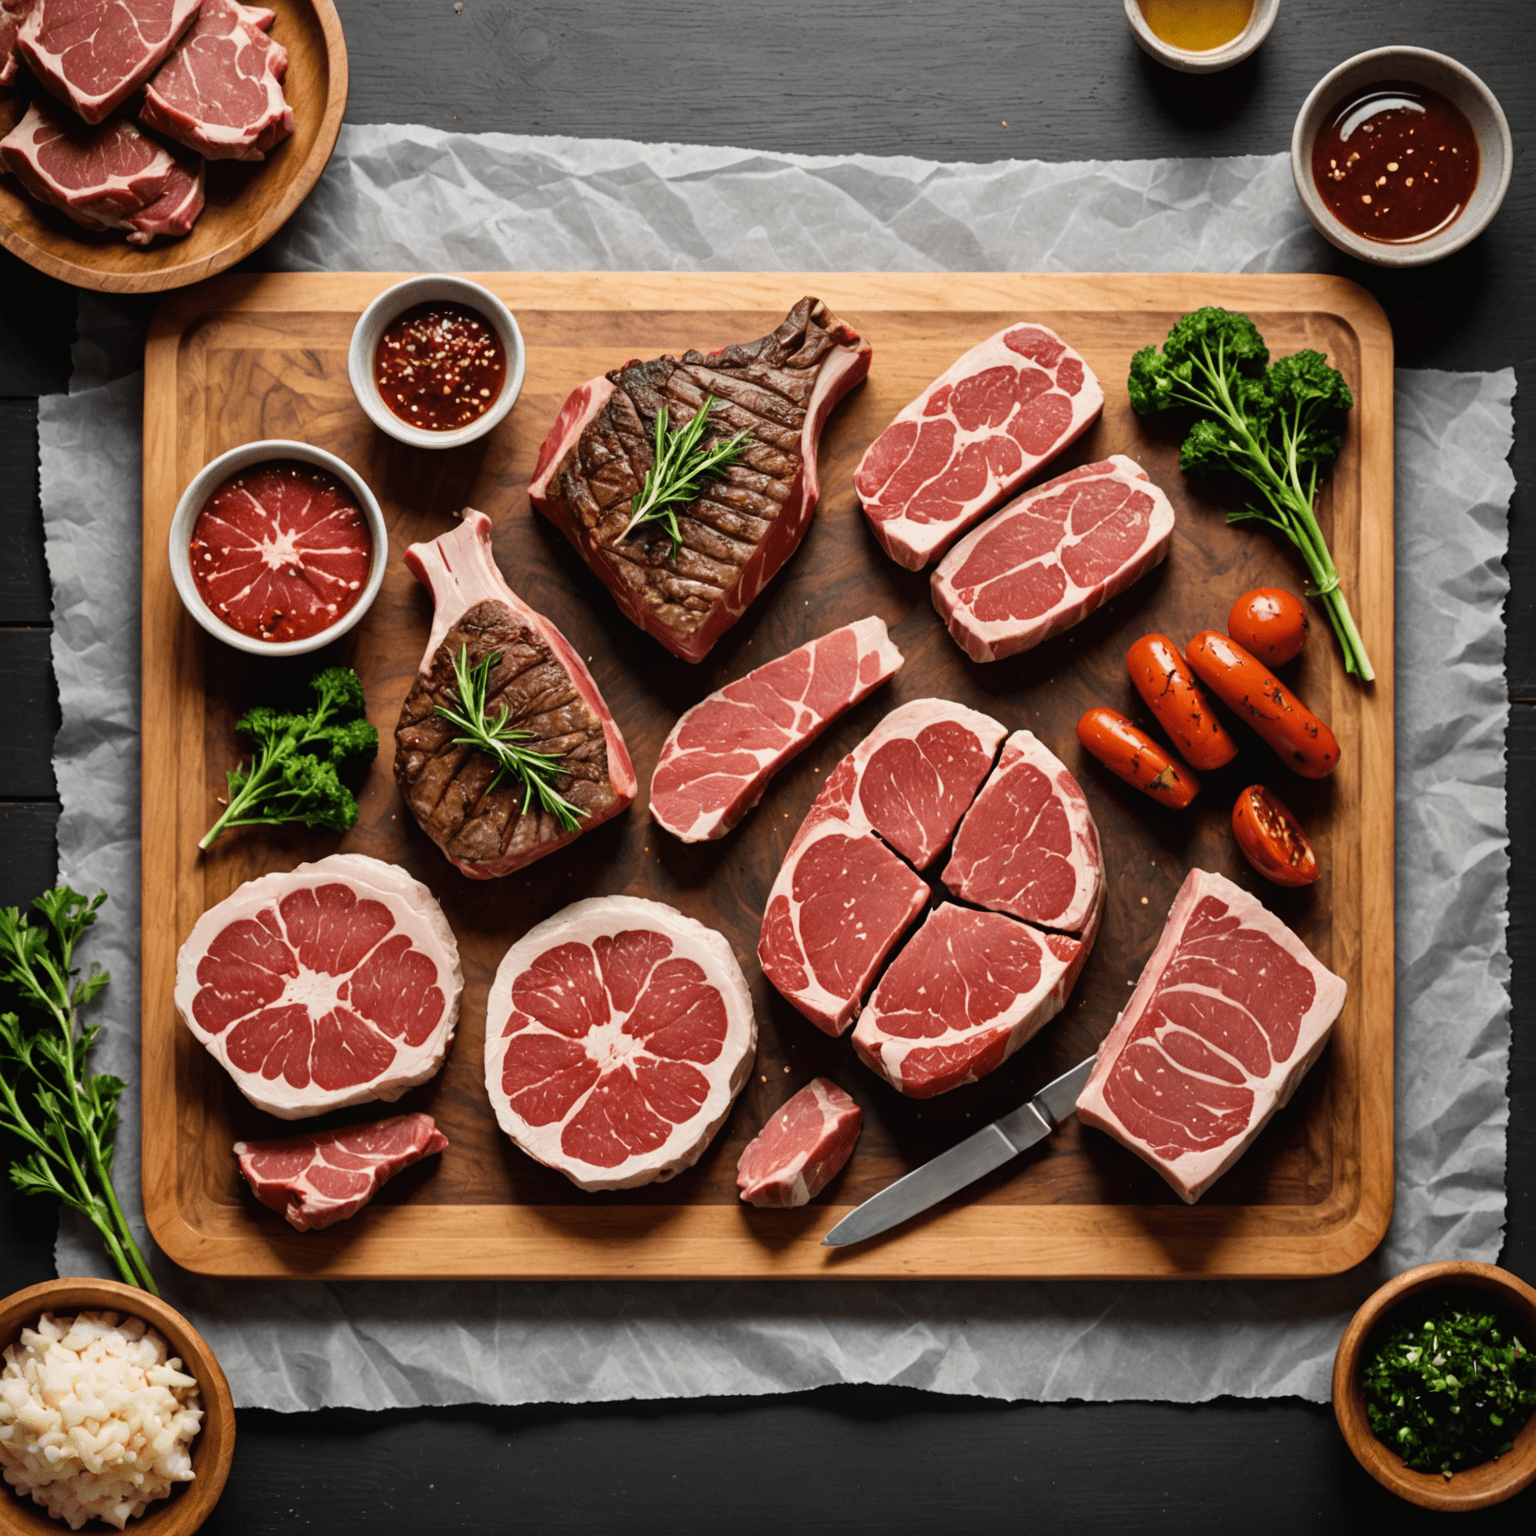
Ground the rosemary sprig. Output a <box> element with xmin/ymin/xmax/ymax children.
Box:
<box><xmin>620</xmin><ymin>395</ymin><xmax>751</xmax><ymax>558</ymax></box>
<box><xmin>435</xmin><ymin>645</ymin><xmax>586</xmax><ymax>834</ymax></box>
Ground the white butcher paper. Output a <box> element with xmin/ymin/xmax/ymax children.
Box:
<box><xmin>42</xmin><ymin>128</ymin><xmax>1512</xmax><ymax>1411</ymax></box>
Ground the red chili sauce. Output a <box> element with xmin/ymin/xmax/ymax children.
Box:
<box><xmin>190</xmin><ymin>461</ymin><xmax>372</xmax><ymax>643</ymax></box>
<box><xmin>373</xmin><ymin>301</ymin><xmax>507</xmax><ymax>431</ymax></box>
<box><xmin>1311</xmin><ymin>82</ymin><xmax>1479</xmax><ymax>245</ymax></box>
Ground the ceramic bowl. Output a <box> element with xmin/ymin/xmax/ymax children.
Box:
<box><xmin>0</xmin><ymin>1277</ymin><xmax>235</xmax><ymax>1535</ymax></box>
<box><xmin>347</xmin><ymin>274</ymin><xmax>526</xmax><ymax>450</ymax></box>
<box><xmin>1333</xmin><ymin>1261</ymin><xmax>1536</xmax><ymax>1511</ymax></box>
<box><xmin>167</xmin><ymin>438</ymin><xmax>387</xmax><ymax>658</ymax></box>
<box><xmin>1123</xmin><ymin>0</ymin><xmax>1278</xmax><ymax>74</ymax></box>
<box><xmin>1291</xmin><ymin>47</ymin><xmax>1512</xmax><ymax>267</ymax></box>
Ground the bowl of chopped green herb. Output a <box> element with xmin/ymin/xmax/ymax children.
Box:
<box><xmin>1334</xmin><ymin>1261</ymin><xmax>1536</xmax><ymax>1510</ymax></box>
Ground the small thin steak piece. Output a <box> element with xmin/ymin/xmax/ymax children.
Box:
<box><xmin>736</xmin><ymin>1078</ymin><xmax>862</xmax><ymax>1208</ymax></box>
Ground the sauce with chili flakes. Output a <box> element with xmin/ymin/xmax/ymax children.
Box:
<box><xmin>373</xmin><ymin>301</ymin><xmax>507</xmax><ymax>431</ymax></box>
<box><xmin>1311</xmin><ymin>81</ymin><xmax>1480</xmax><ymax>245</ymax></box>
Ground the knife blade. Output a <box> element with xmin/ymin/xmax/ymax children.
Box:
<box><xmin>822</xmin><ymin>1052</ymin><xmax>1097</xmax><ymax>1248</ymax></box>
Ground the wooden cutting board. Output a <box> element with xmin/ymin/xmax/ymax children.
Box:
<box><xmin>140</xmin><ymin>271</ymin><xmax>1394</xmax><ymax>1280</ymax></box>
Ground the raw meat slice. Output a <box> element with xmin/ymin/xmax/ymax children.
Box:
<box><xmin>943</xmin><ymin>730</ymin><xmax>1103</xmax><ymax>933</ymax></box>
<box><xmin>0</xmin><ymin>0</ymin><xmax>36</xmax><ymax>84</ymax></box>
<box><xmin>736</xmin><ymin>1078</ymin><xmax>862</xmax><ymax>1208</ymax></box>
<box><xmin>757</xmin><ymin>815</ymin><xmax>930</xmax><ymax>1038</ymax></box>
<box><xmin>395</xmin><ymin>510</ymin><xmax>637</xmax><ymax>879</ymax></box>
<box><xmin>141</xmin><ymin>0</ymin><xmax>293</xmax><ymax>161</ymax></box>
<box><xmin>855</xmin><ymin>323</ymin><xmax>1104</xmax><ymax>571</ymax></box>
<box><xmin>1076</xmin><ymin>868</ymin><xmax>1347</xmax><ymax>1203</ymax></box>
<box><xmin>932</xmin><ymin>455</ymin><xmax>1176</xmax><ymax>663</ymax></box>
<box><xmin>484</xmin><ymin>896</ymin><xmax>756</xmax><ymax>1191</ymax></box>
<box><xmin>528</xmin><ymin>297</ymin><xmax>872</xmax><ymax>663</ymax></box>
<box><xmin>649</xmin><ymin>616</ymin><xmax>903</xmax><ymax>844</ymax></box>
<box><xmin>121</xmin><ymin>152</ymin><xmax>202</xmax><ymax>242</ymax></box>
<box><xmin>18</xmin><ymin>0</ymin><xmax>202</xmax><ymax>124</ymax></box>
<box><xmin>235</xmin><ymin>1112</ymin><xmax>448</xmax><ymax>1231</ymax></box>
<box><xmin>852</xmin><ymin>904</ymin><xmax>1082</xmax><ymax>1098</ymax></box>
<box><xmin>174</xmin><ymin>854</ymin><xmax>463</xmax><ymax>1120</ymax></box>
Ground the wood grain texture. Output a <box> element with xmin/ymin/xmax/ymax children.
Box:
<box><xmin>0</xmin><ymin>401</ymin><xmax>49</xmax><ymax>625</ymax></box>
<box><xmin>0</xmin><ymin>0</ymin><xmax>347</xmax><ymax>294</ymax></box>
<box><xmin>0</xmin><ymin>631</ymin><xmax>57</xmax><ymax>797</ymax></box>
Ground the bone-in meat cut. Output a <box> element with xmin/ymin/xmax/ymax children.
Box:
<box><xmin>484</xmin><ymin>896</ymin><xmax>756</xmax><ymax>1191</ymax></box>
<box><xmin>18</xmin><ymin>0</ymin><xmax>202</xmax><ymax>123</ymax></box>
<box><xmin>736</xmin><ymin>1078</ymin><xmax>862</xmax><ymax>1208</ymax></box>
<box><xmin>175</xmin><ymin>854</ymin><xmax>463</xmax><ymax>1120</ymax></box>
<box><xmin>528</xmin><ymin>297</ymin><xmax>872</xmax><ymax>663</ymax></box>
<box><xmin>1075</xmin><ymin>868</ymin><xmax>1346</xmax><ymax>1203</ymax></box>
<box><xmin>235</xmin><ymin>1112</ymin><xmax>448</xmax><ymax>1231</ymax></box>
<box><xmin>855</xmin><ymin>323</ymin><xmax>1103</xmax><ymax>571</ymax></box>
<box><xmin>931</xmin><ymin>455</ymin><xmax>1176</xmax><ymax>663</ymax></box>
<box><xmin>0</xmin><ymin>0</ymin><xmax>36</xmax><ymax>84</ymax></box>
<box><xmin>649</xmin><ymin>616</ymin><xmax>903</xmax><ymax>843</ymax></box>
<box><xmin>395</xmin><ymin>510</ymin><xmax>637</xmax><ymax>879</ymax></box>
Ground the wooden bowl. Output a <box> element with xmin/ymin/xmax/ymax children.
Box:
<box><xmin>1333</xmin><ymin>1261</ymin><xmax>1536</xmax><ymax>1511</ymax></box>
<box><xmin>0</xmin><ymin>1277</ymin><xmax>235</xmax><ymax>1535</ymax></box>
<box><xmin>0</xmin><ymin>0</ymin><xmax>346</xmax><ymax>294</ymax></box>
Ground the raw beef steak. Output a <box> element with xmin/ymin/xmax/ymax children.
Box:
<box><xmin>736</xmin><ymin>1078</ymin><xmax>862</xmax><ymax>1208</ymax></box>
<box><xmin>119</xmin><ymin>152</ymin><xmax>202</xmax><ymax>242</ymax></box>
<box><xmin>395</xmin><ymin>510</ymin><xmax>637</xmax><ymax>879</ymax></box>
<box><xmin>855</xmin><ymin>323</ymin><xmax>1103</xmax><ymax>571</ymax></box>
<box><xmin>235</xmin><ymin>1112</ymin><xmax>448</xmax><ymax>1231</ymax></box>
<box><xmin>485</xmin><ymin>896</ymin><xmax>756</xmax><ymax>1191</ymax></box>
<box><xmin>1076</xmin><ymin>868</ymin><xmax>1347</xmax><ymax>1203</ymax></box>
<box><xmin>18</xmin><ymin>0</ymin><xmax>202</xmax><ymax>123</ymax></box>
<box><xmin>0</xmin><ymin>0</ymin><xmax>36</xmax><ymax>84</ymax></box>
<box><xmin>649</xmin><ymin>616</ymin><xmax>903</xmax><ymax>843</ymax></box>
<box><xmin>141</xmin><ymin>0</ymin><xmax>293</xmax><ymax>160</ymax></box>
<box><xmin>175</xmin><ymin>854</ymin><xmax>463</xmax><ymax>1120</ymax></box>
<box><xmin>852</xmin><ymin>905</ymin><xmax>1082</xmax><ymax>1098</ymax></box>
<box><xmin>932</xmin><ymin>455</ymin><xmax>1176</xmax><ymax>663</ymax></box>
<box><xmin>528</xmin><ymin>297</ymin><xmax>872</xmax><ymax>663</ymax></box>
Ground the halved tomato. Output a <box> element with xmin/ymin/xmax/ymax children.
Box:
<box><xmin>1231</xmin><ymin>784</ymin><xmax>1320</xmax><ymax>886</ymax></box>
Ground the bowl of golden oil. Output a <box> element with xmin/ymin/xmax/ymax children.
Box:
<box><xmin>1124</xmin><ymin>0</ymin><xmax>1278</xmax><ymax>74</ymax></box>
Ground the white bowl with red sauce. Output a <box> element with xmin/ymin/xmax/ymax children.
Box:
<box><xmin>168</xmin><ymin>440</ymin><xmax>388</xmax><ymax>657</ymax></box>
<box><xmin>1291</xmin><ymin>47</ymin><xmax>1512</xmax><ymax>267</ymax></box>
<box><xmin>347</xmin><ymin>274</ymin><xmax>526</xmax><ymax>450</ymax></box>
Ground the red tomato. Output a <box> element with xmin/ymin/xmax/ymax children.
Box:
<box><xmin>1126</xmin><ymin>632</ymin><xmax>1238</xmax><ymax>771</ymax></box>
<box><xmin>1231</xmin><ymin>784</ymin><xmax>1320</xmax><ymax>887</ymax></box>
<box><xmin>1076</xmin><ymin>707</ymin><xmax>1199</xmax><ymax>808</ymax></box>
<box><xmin>1228</xmin><ymin>588</ymin><xmax>1309</xmax><ymax>666</ymax></box>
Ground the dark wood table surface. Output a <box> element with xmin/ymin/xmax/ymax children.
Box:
<box><xmin>1</xmin><ymin>2</ymin><xmax>1531</xmax><ymax>1528</ymax></box>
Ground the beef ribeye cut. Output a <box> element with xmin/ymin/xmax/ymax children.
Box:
<box><xmin>485</xmin><ymin>896</ymin><xmax>756</xmax><ymax>1191</ymax></box>
<box><xmin>736</xmin><ymin>1078</ymin><xmax>862</xmax><ymax>1208</ymax></box>
<box><xmin>175</xmin><ymin>854</ymin><xmax>463</xmax><ymax>1120</ymax></box>
<box><xmin>235</xmin><ymin>1112</ymin><xmax>448</xmax><ymax>1231</ymax></box>
<box><xmin>395</xmin><ymin>510</ymin><xmax>637</xmax><ymax>879</ymax></box>
<box><xmin>528</xmin><ymin>297</ymin><xmax>872</xmax><ymax>663</ymax></box>
<box><xmin>1075</xmin><ymin>868</ymin><xmax>1346</xmax><ymax>1203</ymax></box>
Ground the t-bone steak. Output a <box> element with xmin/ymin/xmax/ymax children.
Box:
<box><xmin>1075</xmin><ymin>868</ymin><xmax>1347</xmax><ymax>1203</ymax></box>
<box><xmin>854</xmin><ymin>323</ymin><xmax>1104</xmax><ymax>571</ymax></box>
<box><xmin>18</xmin><ymin>0</ymin><xmax>202</xmax><ymax>123</ymax></box>
<box><xmin>235</xmin><ymin>1112</ymin><xmax>448</xmax><ymax>1232</ymax></box>
<box><xmin>485</xmin><ymin>896</ymin><xmax>756</xmax><ymax>1192</ymax></box>
<box><xmin>649</xmin><ymin>616</ymin><xmax>903</xmax><ymax>844</ymax></box>
<box><xmin>931</xmin><ymin>455</ymin><xmax>1176</xmax><ymax>663</ymax></box>
<box><xmin>0</xmin><ymin>0</ymin><xmax>36</xmax><ymax>84</ymax></box>
<box><xmin>175</xmin><ymin>854</ymin><xmax>463</xmax><ymax>1120</ymax></box>
<box><xmin>395</xmin><ymin>509</ymin><xmax>637</xmax><ymax>879</ymax></box>
<box><xmin>736</xmin><ymin>1077</ymin><xmax>862</xmax><ymax>1208</ymax></box>
<box><xmin>528</xmin><ymin>297</ymin><xmax>872</xmax><ymax>664</ymax></box>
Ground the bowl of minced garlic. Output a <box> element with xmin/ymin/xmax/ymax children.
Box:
<box><xmin>0</xmin><ymin>1278</ymin><xmax>234</xmax><ymax>1533</ymax></box>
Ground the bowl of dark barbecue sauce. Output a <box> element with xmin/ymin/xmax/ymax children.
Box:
<box><xmin>1292</xmin><ymin>47</ymin><xmax>1511</xmax><ymax>267</ymax></box>
<box><xmin>348</xmin><ymin>274</ymin><xmax>526</xmax><ymax>449</ymax></box>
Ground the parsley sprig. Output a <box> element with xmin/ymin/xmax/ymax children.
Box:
<box><xmin>620</xmin><ymin>395</ymin><xmax>750</xmax><ymax>558</ymax></box>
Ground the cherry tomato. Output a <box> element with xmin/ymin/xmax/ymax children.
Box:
<box><xmin>1126</xmin><ymin>633</ymin><xmax>1238</xmax><ymax>771</ymax></box>
<box><xmin>1228</xmin><ymin>588</ymin><xmax>1309</xmax><ymax>666</ymax></box>
<box><xmin>1076</xmin><ymin>707</ymin><xmax>1199</xmax><ymax>808</ymax></box>
<box><xmin>1231</xmin><ymin>784</ymin><xmax>1320</xmax><ymax>887</ymax></box>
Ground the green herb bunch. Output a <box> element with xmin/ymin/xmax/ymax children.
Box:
<box><xmin>0</xmin><ymin>888</ymin><xmax>156</xmax><ymax>1292</ymax></box>
<box><xmin>620</xmin><ymin>396</ymin><xmax>750</xmax><ymax>559</ymax></box>
<box><xmin>1128</xmin><ymin>306</ymin><xmax>1374</xmax><ymax>681</ymax></box>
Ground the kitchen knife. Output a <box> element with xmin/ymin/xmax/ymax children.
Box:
<box><xmin>822</xmin><ymin>1053</ymin><xmax>1097</xmax><ymax>1248</ymax></box>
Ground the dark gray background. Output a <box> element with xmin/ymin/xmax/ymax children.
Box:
<box><xmin>0</xmin><ymin>1</ymin><xmax>1531</xmax><ymax>1528</ymax></box>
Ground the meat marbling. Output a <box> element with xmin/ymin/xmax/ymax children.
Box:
<box><xmin>0</xmin><ymin>0</ymin><xmax>36</xmax><ymax>84</ymax></box>
<box><xmin>736</xmin><ymin>1078</ymin><xmax>862</xmax><ymax>1208</ymax></box>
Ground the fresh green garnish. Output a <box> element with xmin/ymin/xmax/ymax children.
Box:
<box><xmin>0</xmin><ymin>887</ymin><xmax>157</xmax><ymax>1293</ymax></box>
<box><xmin>620</xmin><ymin>395</ymin><xmax>751</xmax><ymax>559</ymax></box>
<box><xmin>1128</xmin><ymin>306</ymin><xmax>1374</xmax><ymax>682</ymax></box>
<box><xmin>435</xmin><ymin>645</ymin><xmax>586</xmax><ymax>834</ymax></box>
<box><xmin>1363</xmin><ymin>1299</ymin><xmax>1536</xmax><ymax>1476</ymax></box>
<box><xmin>200</xmin><ymin>666</ymin><xmax>378</xmax><ymax>850</ymax></box>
